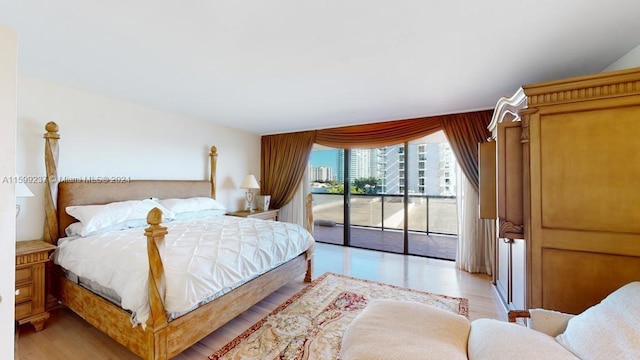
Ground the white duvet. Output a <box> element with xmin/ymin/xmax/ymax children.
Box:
<box><xmin>53</xmin><ymin>215</ymin><xmax>314</xmax><ymax>328</ymax></box>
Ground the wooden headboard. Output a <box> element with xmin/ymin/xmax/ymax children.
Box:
<box><xmin>43</xmin><ymin>122</ymin><xmax>218</xmax><ymax>245</ymax></box>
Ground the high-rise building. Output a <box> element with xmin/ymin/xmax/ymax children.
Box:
<box><xmin>378</xmin><ymin>141</ymin><xmax>456</xmax><ymax>195</ymax></box>
<box><xmin>438</xmin><ymin>142</ymin><xmax>456</xmax><ymax>195</ymax></box>
<box><xmin>336</xmin><ymin>151</ymin><xmax>344</xmax><ymax>182</ymax></box>
<box><xmin>311</xmin><ymin>135</ymin><xmax>456</xmax><ymax>196</ymax></box>
<box><xmin>336</xmin><ymin>149</ymin><xmax>380</xmax><ymax>183</ymax></box>
<box><xmin>309</xmin><ymin>166</ymin><xmax>334</xmax><ymax>182</ymax></box>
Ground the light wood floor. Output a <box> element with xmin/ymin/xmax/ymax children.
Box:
<box><xmin>17</xmin><ymin>243</ymin><xmax>505</xmax><ymax>359</ymax></box>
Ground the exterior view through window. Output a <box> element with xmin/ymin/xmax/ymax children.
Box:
<box><xmin>309</xmin><ymin>131</ymin><xmax>458</xmax><ymax>260</ymax></box>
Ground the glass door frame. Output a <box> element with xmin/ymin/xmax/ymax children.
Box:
<box><xmin>340</xmin><ymin>144</ymin><xmax>411</xmax><ymax>254</ymax></box>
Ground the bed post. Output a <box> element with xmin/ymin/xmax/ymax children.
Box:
<box><xmin>43</xmin><ymin>121</ymin><xmax>60</xmax><ymax>244</ymax></box>
<box><xmin>209</xmin><ymin>146</ymin><xmax>217</xmax><ymax>198</ymax></box>
<box><xmin>145</xmin><ymin>208</ymin><xmax>169</xmax><ymax>358</ymax></box>
<box><xmin>305</xmin><ymin>193</ymin><xmax>314</xmax><ymax>235</ymax></box>
<box><xmin>305</xmin><ymin>193</ymin><xmax>314</xmax><ymax>283</ymax></box>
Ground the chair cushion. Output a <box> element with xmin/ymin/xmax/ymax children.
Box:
<box><xmin>468</xmin><ymin>319</ymin><xmax>578</xmax><ymax>360</ymax></box>
<box><xmin>341</xmin><ymin>299</ymin><xmax>470</xmax><ymax>360</ymax></box>
<box><xmin>555</xmin><ymin>281</ymin><xmax>640</xmax><ymax>360</ymax></box>
<box><xmin>527</xmin><ymin>308</ymin><xmax>574</xmax><ymax>337</ymax></box>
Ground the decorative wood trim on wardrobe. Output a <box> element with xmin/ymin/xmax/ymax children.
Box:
<box><xmin>524</xmin><ymin>67</ymin><xmax>640</xmax><ymax>106</ymax></box>
<box><xmin>488</xmin><ymin>87</ymin><xmax>527</xmax><ymax>138</ymax></box>
<box><xmin>499</xmin><ymin>218</ymin><xmax>524</xmax><ymax>238</ymax></box>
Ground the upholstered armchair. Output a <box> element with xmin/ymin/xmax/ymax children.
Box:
<box><xmin>341</xmin><ymin>282</ymin><xmax>640</xmax><ymax>360</ymax></box>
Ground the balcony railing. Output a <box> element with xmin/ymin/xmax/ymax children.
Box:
<box><xmin>311</xmin><ymin>192</ymin><xmax>457</xmax><ymax>236</ymax></box>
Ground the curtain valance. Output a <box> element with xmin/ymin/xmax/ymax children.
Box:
<box><xmin>314</xmin><ymin>116</ymin><xmax>443</xmax><ymax>149</ymax></box>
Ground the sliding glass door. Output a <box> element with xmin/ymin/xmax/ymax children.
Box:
<box><xmin>308</xmin><ymin>147</ymin><xmax>344</xmax><ymax>246</ymax></box>
<box><xmin>309</xmin><ymin>131</ymin><xmax>458</xmax><ymax>260</ymax></box>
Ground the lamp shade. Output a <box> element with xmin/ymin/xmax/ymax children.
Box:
<box><xmin>16</xmin><ymin>183</ymin><xmax>35</xmax><ymax>198</ymax></box>
<box><xmin>240</xmin><ymin>174</ymin><xmax>260</xmax><ymax>189</ymax></box>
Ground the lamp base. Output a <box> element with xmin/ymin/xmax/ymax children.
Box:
<box><xmin>245</xmin><ymin>190</ymin><xmax>255</xmax><ymax>212</ymax></box>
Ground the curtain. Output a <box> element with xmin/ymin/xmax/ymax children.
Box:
<box><xmin>315</xmin><ymin>116</ymin><xmax>443</xmax><ymax>149</ymax></box>
<box><xmin>456</xmin><ymin>165</ymin><xmax>495</xmax><ymax>274</ymax></box>
<box><xmin>278</xmin><ymin>171</ymin><xmax>308</xmax><ymax>228</ymax></box>
<box><xmin>441</xmin><ymin>110</ymin><xmax>494</xmax><ymax>274</ymax></box>
<box><xmin>261</xmin><ymin>109</ymin><xmax>495</xmax><ymax>274</ymax></box>
<box><xmin>260</xmin><ymin>131</ymin><xmax>316</xmax><ymax>209</ymax></box>
<box><xmin>440</xmin><ymin>110</ymin><xmax>493</xmax><ymax>192</ymax></box>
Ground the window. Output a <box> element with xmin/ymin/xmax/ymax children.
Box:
<box><xmin>308</xmin><ymin>130</ymin><xmax>459</xmax><ymax>261</ymax></box>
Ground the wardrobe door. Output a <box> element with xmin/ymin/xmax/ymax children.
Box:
<box><xmin>527</xmin><ymin>99</ymin><xmax>640</xmax><ymax>314</ymax></box>
<box><xmin>494</xmin><ymin>120</ymin><xmax>526</xmax><ymax>310</ymax></box>
<box><xmin>479</xmin><ymin>141</ymin><xmax>496</xmax><ymax>220</ymax></box>
<box><xmin>497</xmin><ymin>121</ymin><xmax>523</xmax><ymax>239</ymax></box>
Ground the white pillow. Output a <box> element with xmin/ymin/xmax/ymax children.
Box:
<box><xmin>556</xmin><ymin>282</ymin><xmax>640</xmax><ymax>360</ymax></box>
<box><xmin>66</xmin><ymin>199</ymin><xmax>174</xmax><ymax>237</ymax></box>
<box><xmin>174</xmin><ymin>209</ymin><xmax>227</xmax><ymax>220</ymax></box>
<box><xmin>65</xmin><ymin>218</ymin><xmax>149</xmax><ymax>237</ymax></box>
<box><xmin>159</xmin><ymin>197</ymin><xmax>226</xmax><ymax>214</ymax></box>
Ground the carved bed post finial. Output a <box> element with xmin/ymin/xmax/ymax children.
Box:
<box><xmin>145</xmin><ymin>207</ymin><xmax>169</xmax><ymax>329</ymax></box>
<box><xmin>146</xmin><ymin>207</ymin><xmax>164</xmax><ymax>226</ymax></box>
<box><xmin>43</xmin><ymin>121</ymin><xmax>60</xmax><ymax>244</ymax></box>
<box><xmin>209</xmin><ymin>146</ymin><xmax>218</xmax><ymax>199</ymax></box>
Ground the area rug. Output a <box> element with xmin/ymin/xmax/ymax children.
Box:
<box><xmin>208</xmin><ymin>272</ymin><xmax>468</xmax><ymax>360</ymax></box>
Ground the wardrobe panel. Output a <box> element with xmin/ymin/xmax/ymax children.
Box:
<box><xmin>525</xmin><ymin>67</ymin><xmax>640</xmax><ymax>312</ymax></box>
<box><xmin>497</xmin><ymin>121</ymin><xmax>523</xmax><ymax>238</ymax></box>
<box><xmin>539</xmin><ymin>106</ymin><xmax>640</xmax><ymax>233</ymax></box>
<box><xmin>541</xmin><ymin>248</ymin><xmax>640</xmax><ymax>314</ymax></box>
<box><xmin>479</xmin><ymin>141</ymin><xmax>497</xmax><ymax>219</ymax></box>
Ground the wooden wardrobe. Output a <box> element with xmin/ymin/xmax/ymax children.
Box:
<box><xmin>488</xmin><ymin>67</ymin><xmax>640</xmax><ymax>314</ymax></box>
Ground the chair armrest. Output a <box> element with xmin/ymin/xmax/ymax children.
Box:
<box><xmin>508</xmin><ymin>310</ymin><xmax>531</xmax><ymax>323</ymax></box>
<box><xmin>510</xmin><ymin>309</ymin><xmax>574</xmax><ymax>337</ymax></box>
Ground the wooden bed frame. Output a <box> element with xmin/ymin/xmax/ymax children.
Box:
<box><xmin>42</xmin><ymin>122</ymin><xmax>314</xmax><ymax>359</ymax></box>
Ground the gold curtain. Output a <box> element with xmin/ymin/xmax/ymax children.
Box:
<box><xmin>441</xmin><ymin>110</ymin><xmax>494</xmax><ymax>276</ymax></box>
<box><xmin>260</xmin><ymin>131</ymin><xmax>316</xmax><ymax>209</ymax></box>
<box><xmin>315</xmin><ymin>116</ymin><xmax>443</xmax><ymax>149</ymax></box>
<box><xmin>440</xmin><ymin>110</ymin><xmax>493</xmax><ymax>192</ymax></box>
<box><xmin>260</xmin><ymin>110</ymin><xmax>491</xmax><ymax>209</ymax></box>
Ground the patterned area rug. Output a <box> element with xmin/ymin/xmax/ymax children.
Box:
<box><xmin>209</xmin><ymin>272</ymin><xmax>468</xmax><ymax>360</ymax></box>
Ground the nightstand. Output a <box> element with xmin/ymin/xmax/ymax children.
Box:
<box><xmin>15</xmin><ymin>240</ymin><xmax>56</xmax><ymax>331</ymax></box>
<box><xmin>227</xmin><ymin>209</ymin><xmax>280</xmax><ymax>221</ymax></box>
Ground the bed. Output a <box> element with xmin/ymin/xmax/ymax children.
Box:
<box><xmin>42</xmin><ymin>122</ymin><xmax>315</xmax><ymax>359</ymax></box>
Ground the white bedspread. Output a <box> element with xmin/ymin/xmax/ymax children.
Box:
<box><xmin>53</xmin><ymin>216</ymin><xmax>314</xmax><ymax>327</ymax></box>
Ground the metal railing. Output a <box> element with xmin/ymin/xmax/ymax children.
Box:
<box><xmin>311</xmin><ymin>192</ymin><xmax>457</xmax><ymax>236</ymax></box>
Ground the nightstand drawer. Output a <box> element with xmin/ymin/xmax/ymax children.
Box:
<box><xmin>16</xmin><ymin>266</ymin><xmax>32</xmax><ymax>284</ymax></box>
<box><xmin>16</xmin><ymin>283</ymin><xmax>33</xmax><ymax>303</ymax></box>
<box><xmin>15</xmin><ymin>240</ymin><xmax>56</xmax><ymax>331</ymax></box>
<box><xmin>15</xmin><ymin>300</ymin><xmax>33</xmax><ymax>319</ymax></box>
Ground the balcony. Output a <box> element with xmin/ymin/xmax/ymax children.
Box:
<box><xmin>311</xmin><ymin>193</ymin><xmax>458</xmax><ymax>260</ymax></box>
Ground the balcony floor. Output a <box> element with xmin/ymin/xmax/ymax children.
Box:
<box><xmin>313</xmin><ymin>223</ymin><xmax>457</xmax><ymax>261</ymax></box>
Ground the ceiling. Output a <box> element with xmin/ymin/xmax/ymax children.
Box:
<box><xmin>2</xmin><ymin>1</ymin><xmax>640</xmax><ymax>135</ymax></box>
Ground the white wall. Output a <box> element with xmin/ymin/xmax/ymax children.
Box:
<box><xmin>604</xmin><ymin>43</ymin><xmax>640</xmax><ymax>72</ymax></box>
<box><xmin>0</xmin><ymin>23</ymin><xmax>17</xmax><ymax>360</ymax></box>
<box><xmin>16</xmin><ymin>76</ymin><xmax>261</xmax><ymax>241</ymax></box>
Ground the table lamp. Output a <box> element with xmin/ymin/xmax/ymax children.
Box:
<box><xmin>240</xmin><ymin>174</ymin><xmax>260</xmax><ymax>212</ymax></box>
